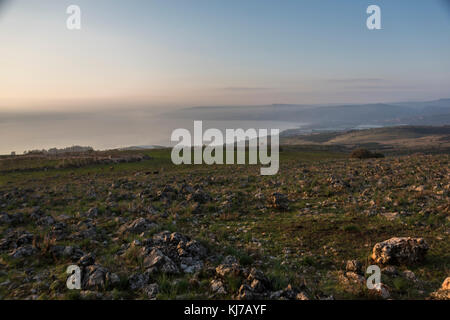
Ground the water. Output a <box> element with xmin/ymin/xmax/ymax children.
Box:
<box><xmin>0</xmin><ymin>108</ymin><xmax>302</xmax><ymax>155</ymax></box>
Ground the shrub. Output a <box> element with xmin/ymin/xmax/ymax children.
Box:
<box><xmin>350</xmin><ymin>148</ymin><xmax>384</xmax><ymax>159</ymax></box>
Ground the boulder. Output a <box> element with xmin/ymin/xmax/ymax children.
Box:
<box><xmin>82</xmin><ymin>265</ymin><xmax>119</xmax><ymax>291</ymax></box>
<box><xmin>371</xmin><ymin>237</ymin><xmax>428</xmax><ymax>265</ymax></box>
<box><xmin>429</xmin><ymin>277</ymin><xmax>450</xmax><ymax>300</ymax></box>
<box><xmin>143</xmin><ymin>248</ymin><xmax>180</xmax><ymax>274</ymax></box>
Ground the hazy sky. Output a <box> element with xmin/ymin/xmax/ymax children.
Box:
<box><xmin>1</xmin><ymin>0</ymin><xmax>450</xmax><ymax>110</ymax></box>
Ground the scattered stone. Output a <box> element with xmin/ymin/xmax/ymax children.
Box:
<box><xmin>216</xmin><ymin>256</ymin><xmax>242</xmax><ymax>278</ymax></box>
<box><xmin>187</xmin><ymin>189</ymin><xmax>212</xmax><ymax>204</ymax></box>
<box><xmin>140</xmin><ymin>231</ymin><xmax>207</xmax><ymax>275</ymax></box>
<box><xmin>382</xmin><ymin>266</ymin><xmax>399</xmax><ymax>276</ymax></box>
<box><xmin>0</xmin><ymin>212</ymin><xmax>11</xmax><ymax>224</ymax></box>
<box><xmin>0</xmin><ymin>212</ymin><xmax>23</xmax><ymax>225</ymax></box>
<box><xmin>370</xmin><ymin>283</ymin><xmax>391</xmax><ymax>299</ymax></box>
<box><xmin>119</xmin><ymin>218</ymin><xmax>157</xmax><ymax>235</ymax></box>
<box><xmin>144</xmin><ymin>283</ymin><xmax>159</xmax><ymax>299</ymax></box>
<box><xmin>269</xmin><ymin>193</ymin><xmax>289</xmax><ymax>211</ymax></box>
<box><xmin>247</xmin><ymin>268</ymin><xmax>271</xmax><ymax>292</ymax></box>
<box><xmin>268</xmin><ymin>284</ymin><xmax>307</xmax><ymax>300</ymax></box>
<box><xmin>190</xmin><ymin>202</ymin><xmax>203</xmax><ymax>215</ymax></box>
<box><xmin>237</xmin><ymin>284</ymin><xmax>257</xmax><ymax>300</ymax></box>
<box><xmin>78</xmin><ymin>253</ymin><xmax>96</xmax><ymax>267</ymax></box>
<box><xmin>9</xmin><ymin>245</ymin><xmax>37</xmax><ymax>258</ymax></box>
<box><xmin>50</xmin><ymin>222</ymin><xmax>67</xmax><ymax>240</ymax></box>
<box><xmin>128</xmin><ymin>273</ymin><xmax>150</xmax><ymax>290</ymax></box>
<box><xmin>82</xmin><ymin>265</ymin><xmax>118</xmax><ymax>291</ymax></box>
<box><xmin>16</xmin><ymin>231</ymin><xmax>34</xmax><ymax>246</ymax></box>
<box><xmin>37</xmin><ymin>215</ymin><xmax>55</xmax><ymax>226</ymax></box>
<box><xmin>338</xmin><ymin>271</ymin><xmax>365</xmax><ymax>287</ymax></box>
<box><xmin>403</xmin><ymin>270</ymin><xmax>417</xmax><ymax>282</ymax></box>
<box><xmin>296</xmin><ymin>292</ymin><xmax>310</xmax><ymax>300</ymax></box>
<box><xmin>210</xmin><ymin>279</ymin><xmax>227</xmax><ymax>295</ymax></box>
<box><xmin>346</xmin><ymin>260</ymin><xmax>363</xmax><ymax>274</ymax></box>
<box><xmin>86</xmin><ymin>207</ymin><xmax>99</xmax><ymax>218</ymax></box>
<box><xmin>381</xmin><ymin>212</ymin><xmax>400</xmax><ymax>221</ymax></box>
<box><xmin>143</xmin><ymin>248</ymin><xmax>180</xmax><ymax>274</ymax></box>
<box><xmin>72</xmin><ymin>221</ymin><xmax>98</xmax><ymax>240</ymax></box>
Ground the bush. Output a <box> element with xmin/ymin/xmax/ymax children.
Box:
<box><xmin>350</xmin><ymin>148</ymin><xmax>384</xmax><ymax>159</ymax></box>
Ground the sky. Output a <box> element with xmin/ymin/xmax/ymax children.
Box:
<box><xmin>0</xmin><ymin>0</ymin><xmax>450</xmax><ymax>111</ymax></box>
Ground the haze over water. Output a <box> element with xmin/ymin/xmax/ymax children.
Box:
<box><xmin>0</xmin><ymin>107</ymin><xmax>301</xmax><ymax>155</ymax></box>
<box><xmin>1</xmin><ymin>1</ymin><xmax>449</xmax><ymax>154</ymax></box>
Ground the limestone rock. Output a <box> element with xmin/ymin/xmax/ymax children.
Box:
<box><xmin>429</xmin><ymin>277</ymin><xmax>450</xmax><ymax>300</ymax></box>
<box><xmin>119</xmin><ymin>218</ymin><xmax>157</xmax><ymax>235</ymax></box>
<box><xmin>371</xmin><ymin>237</ymin><xmax>428</xmax><ymax>265</ymax></box>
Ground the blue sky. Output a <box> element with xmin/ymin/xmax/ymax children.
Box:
<box><xmin>0</xmin><ymin>0</ymin><xmax>449</xmax><ymax>109</ymax></box>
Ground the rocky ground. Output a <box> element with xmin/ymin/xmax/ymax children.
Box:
<box><xmin>0</xmin><ymin>148</ymin><xmax>448</xmax><ymax>300</ymax></box>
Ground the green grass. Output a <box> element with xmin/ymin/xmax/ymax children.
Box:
<box><xmin>0</xmin><ymin>147</ymin><xmax>448</xmax><ymax>300</ymax></box>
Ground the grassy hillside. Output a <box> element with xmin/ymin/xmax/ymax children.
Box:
<box><xmin>0</xmin><ymin>147</ymin><xmax>448</xmax><ymax>300</ymax></box>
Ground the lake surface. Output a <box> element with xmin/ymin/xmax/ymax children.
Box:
<box><xmin>0</xmin><ymin>108</ymin><xmax>302</xmax><ymax>155</ymax></box>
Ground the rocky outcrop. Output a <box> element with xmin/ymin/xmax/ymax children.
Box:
<box><xmin>140</xmin><ymin>231</ymin><xmax>207</xmax><ymax>275</ymax></box>
<box><xmin>82</xmin><ymin>264</ymin><xmax>119</xmax><ymax>291</ymax></box>
<box><xmin>211</xmin><ymin>256</ymin><xmax>310</xmax><ymax>300</ymax></box>
<box><xmin>371</xmin><ymin>237</ymin><xmax>429</xmax><ymax>265</ymax></box>
<box><xmin>144</xmin><ymin>248</ymin><xmax>180</xmax><ymax>274</ymax></box>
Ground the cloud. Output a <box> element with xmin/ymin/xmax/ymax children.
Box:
<box><xmin>327</xmin><ymin>78</ymin><xmax>384</xmax><ymax>83</ymax></box>
<box><xmin>346</xmin><ymin>85</ymin><xmax>416</xmax><ymax>90</ymax></box>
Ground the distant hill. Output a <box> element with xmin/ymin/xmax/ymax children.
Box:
<box><xmin>118</xmin><ymin>145</ymin><xmax>165</xmax><ymax>151</ymax></box>
<box><xmin>168</xmin><ymin>99</ymin><xmax>450</xmax><ymax>129</ymax></box>
<box><xmin>281</xmin><ymin>125</ymin><xmax>450</xmax><ymax>152</ymax></box>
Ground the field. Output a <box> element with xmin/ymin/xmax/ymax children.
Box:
<box><xmin>281</xmin><ymin>126</ymin><xmax>450</xmax><ymax>154</ymax></box>
<box><xmin>0</xmin><ymin>146</ymin><xmax>449</xmax><ymax>300</ymax></box>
